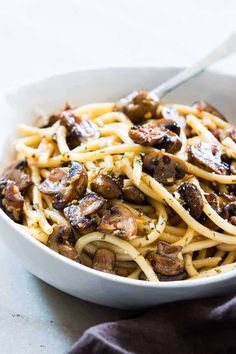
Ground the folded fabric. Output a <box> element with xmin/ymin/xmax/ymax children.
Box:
<box><xmin>68</xmin><ymin>295</ymin><xmax>236</xmax><ymax>354</ymax></box>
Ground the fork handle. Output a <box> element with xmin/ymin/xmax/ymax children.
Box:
<box><xmin>150</xmin><ymin>32</ymin><xmax>236</xmax><ymax>98</ymax></box>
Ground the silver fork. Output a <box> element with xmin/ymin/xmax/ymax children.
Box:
<box><xmin>151</xmin><ymin>32</ymin><xmax>236</xmax><ymax>98</ymax></box>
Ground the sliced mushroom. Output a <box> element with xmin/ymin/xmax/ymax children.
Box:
<box><xmin>129</xmin><ymin>121</ymin><xmax>182</xmax><ymax>153</ymax></box>
<box><xmin>78</xmin><ymin>192</ymin><xmax>106</xmax><ymax>215</ymax></box>
<box><xmin>220</xmin><ymin>202</ymin><xmax>236</xmax><ymax>226</ymax></box>
<box><xmin>158</xmin><ymin>106</ymin><xmax>186</xmax><ymax>129</ymax></box>
<box><xmin>1</xmin><ymin>181</ymin><xmax>24</xmax><ymax>222</ymax></box>
<box><xmin>192</xmin><ymin>101</ymin><xmax>227</xmax><ymax>122</ymax></box>
<box><xmin>110</xmin><ymin>174</ymin><xmax>125</xmax><ymax>189</ymax></box>
<box><xmin>146</xmin><ymin>241</ymin><xmax>184</xmax><ymax>276</ymax></box>
<box><xmin>97</xmin><ymin>204</ymin><xmax>137</xmax><ymax>239</ymax></box>
<box><xmin>201</xmin><ymin>193</ymin><xmax>221</xmax><ymax>231</ymax></box>
<box><xmin>60</xmin><ymin>110</ymin><xmax>100</xmax><ymax>148</ymax></box>
<box><xmin>188</xmin><ymin>142</ymin><xmax>229</xmax><ymax>175</ymax></box>
<box><xmin>92</xmin><ymin>248</ymin><xmax>116</xmax><ymax>273</ymax></box>
<box><xmin>205</xmin><ymin>193</ymin><xmax>220</xmax><ymax>211</ymax></box>
<box><xmin>64</xmin><ymin>204</ymin><xmax>97</xmax><ymax>235</ymax></box>
<box><xmin>48</xmin><ymin>224</ymin><xmax>77</xmax><ymax>260</ymax></box>
<box><xmin>39</xmin><ymin>161</ymin><xmax>88</xmax><ymax>209</ymax></box>
<box><xmin>1</xmin><ymin>160</ymin><xmax>32</xmax><ymax>192</ymax></box>
<box><xmin>154</xmin><ymin>118</ymin><xmax>181</xmax><ymax>136</ymax></box>
<box><xmin>64</xmin><ymin>192</ymin><xmax>106</xmax><ymax>234</ymax></box>
<box><xmin>91</xmin><ymin>174</ymin><xmax>122</xmax><ymax>199</ymax></box>
<box><xmin>178</xmin><ymin>182</ymin><xmax>203</xmax><ymax>219</ymax></box>
<box><xmin>114</xmin><ymin>91</ymin><xmax>159</xmax><ymax>124</ymax></box>
<box><xmin>122</xmin><ymin>186</ymin><xmax>146</xmax><ymax>204</ymax></box>
<box><xmin>143</xmin><ymin>152</ymin><xmax>187</xmax><ymax>186</ymax></box>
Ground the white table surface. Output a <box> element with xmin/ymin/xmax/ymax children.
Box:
<box><xmin>0</xmin><ymin>0</ymin><xmax>236</xmax><ymax>353</ymax></box>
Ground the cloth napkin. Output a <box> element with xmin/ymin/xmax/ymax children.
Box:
<box><xmin>68</xmin><ymin>295</ymin><xmax>236</xmax><ymax>354</ymax></box>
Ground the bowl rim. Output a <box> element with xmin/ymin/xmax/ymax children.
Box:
<box><xmin>1</xmin><ymin>64</ymin><xmax>236</xmax><ymax>96</ymax></box>
<box><xmin>1</xmin><ymin>65</ymin><xmax>236</xmax><ymax>289</ymax></box>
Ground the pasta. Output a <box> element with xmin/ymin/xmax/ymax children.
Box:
<box><xmin>1</xmin><ymin>90</ymin><xmax>236</xmax><ymax>282</ymax></box>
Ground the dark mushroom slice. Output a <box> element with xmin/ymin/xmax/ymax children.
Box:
<box><xmin>192</xmin><ymin>101</ymin><xmax>228</xmax><ymax>122</ymax></box>
<box><xmin>92</xmin><ymin>248</ymin><xmax>116</xmax><ymax>274</ymax></box>
<box><xmin>1</xmin><ymin>181</ymin><xmax>24</xmax><ymax>222</ymax></box>
<box><xmin>188</xmin><ymin>142</ymin><xmax>229</xmax><ymax>175</ymax></box>
<box><xmin>60</xmin><ymin>110</ymin><xmax>100</xmax><ymax>149</ymax></box>
<box><xmin>113</xmin><ymin>91</ymin><xmax>159</xmax><ymax>124</ymax></box>
<box><xmin>201</xmin><ymin>193</ymin><xmax>220</xmax><ymax>231</ymax></box>
<box><xmin>146</xmin><ymin>241</ymin><xmax>184</xmax><ymax>276</ymax></box>
<box><xmin>220</xmin><ymin>202</ymin><xmax>236</xmax><ymax>226</ymax></box>
<box><xmin>178</xmin><ymin>182</ymin><xmax>203</xmax><ymax>219</ymax></box>
<box><xmin>158</xmin><ymin>106</ymin><xmax>186</xmax><ymax>129</ymax></box>
<box><xmin>110</xmin><ymin>174</ymin><xmax>125</xmax><ymax>189</ymax></box>
<box><xmin>122</xmin><ymin>186</ymin><xmax>146</xmax><ymax>205</ymax></box>
<box><xmin>39</xmin><ymin>161</ymin><xmax>88</xmax><ymax>209</ymax></box>
<box><xmin>64</xmin><ymin>204</ymin><xmax>97</xmax><ymax>235</ymax></box>
<box><xmin>98</xmin><ymin>204</ymin><xmax>137</xmax><ymax>239</ymax></box>
<box><xmin>154</xmin><ymin>118</ymin><xmax>181</xmax><ymax>136</ymax></box>
<box><xmin>1</xmin><ymin>160</ymin><xmax>32</xmax><ymax>191</ymax></box>
<box><xmin>205</xmin><ymin>193</ymin><xmax>220</xmax><ymax>211</ymax></box>
<box><xmin>129</xmin><ymin>121</ymin><xmax>182</xmax><ymax>153</ymax></box>
<box><xmin>143</xmin><ymin>152</ymin><xmax>187</xmax><ymax>186</ymax></box>
<box><xmin>64</xmin><ymin>192</ymin><xmax>106</xmax><ymax>234</ymax></box>
<box><xmin>91</xmin><ymin>174</ymin><xmax>122</xmax><ymax>199</ymax></box>
<box><xmin>78</xmin><ymin>192</ymin><xmax>106</xmax><ymax>216</ymax></box>
<box><xmin>48</xmin><ymin>224</ymin><xmax>78</xmax><ymax>260</ymax></box>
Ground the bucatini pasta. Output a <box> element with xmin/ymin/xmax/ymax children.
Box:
<box><xmin>1</xmin><ymin>91</ymin><xmax>236</xmax><ymax>282</ymax></box>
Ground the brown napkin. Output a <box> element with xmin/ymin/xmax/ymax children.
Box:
<box><xmin>68</xmin><ymin>295</ymin><xmax>236</xmax><ymax>354</ymax></box>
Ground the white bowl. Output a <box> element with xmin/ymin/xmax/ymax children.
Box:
<box><xmin>1</xmin><ymin>67</ymin><xmax>236</xmax><ymax>310</ymax></box>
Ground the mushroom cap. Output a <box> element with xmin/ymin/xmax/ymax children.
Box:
<box><xmin>143</xmin><ymin>152</ymin><xmax>187</xmax><ymax>186</ymax></box>
<box><xmin>92</xmin><ymin>248</ymin><xmax>116</xmax><ymax>274</ymax></box>
<box><xmin>122</xmin><ymin>186</ymin><xmax>146</xmax><ymax>205</ymax></box>
<box><xmin>129</xmin><ymin>120</ymin><xmax>182</xmax><ymax>153</ymax></box>
<box><xmin>39</xmin><ymin>161</ymin><xmax>88</xmax><ymax>209</ymax></box>
<box><xmin>64</xmin><ymin>192</ymin><xmax>106</xmax><ymax>234</ymax></box>
<box><xmin>1</xmin><ymin>181</ymin><xmax>24</xmax><ymax>222</ymax></box>
<box><xmin>91</xmin><ymin>174</ymin><xmax>122</xmax><ymax>199</ymax></box>
<box><xmin>60</xmin><ymin>110</ymin><xmax>100</xmax><ymax>148</ymax></box>
<box><xmin>98</xmin><ymin>204</ymin><xmax>137</xmax><ymax>239</ymax></box>
<box><xmin>114</xmin><ymin>90</ymin><xmax>159</xmax><ymax>124</ymax></box>
<box><xmin>146</xmin><ymin>241</ymin><xmax>184</xmax><ymax>276</ymax></box>
<box><xmin>188</xmin><ymin>142</ymin><xmax>229</xmax><ymax>175</ymax></box>
<box><xmin>48</xmin><ymin>224</ymin><xmax>78</xmax><ymax>260</ymax></box>
<box><xmin>178</xmin><ymin>182</ymin><xmax>203</xmax><ymax>219</ymax></box>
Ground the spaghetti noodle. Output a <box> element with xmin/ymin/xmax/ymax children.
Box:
<box><xmin>1</xmin><ymin>91</ymin><xmax>236</xmax><ymax>282</ymax></box>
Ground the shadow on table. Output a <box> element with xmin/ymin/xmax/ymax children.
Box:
<box><xmin>31</xmin><ymin>275</ymin><xmax>130</xmax><ymax>345</ymax></box>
